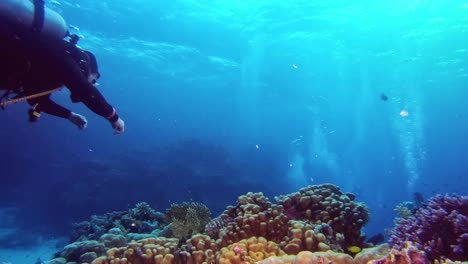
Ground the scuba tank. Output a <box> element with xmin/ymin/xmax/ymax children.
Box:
<box><xmin>0</xmin><ymin>0</ymin><xmax>68</xmax><ymax>39</ymax></box>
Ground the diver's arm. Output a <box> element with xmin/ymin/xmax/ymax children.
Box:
<box><xmin>63</xmin><ymin>58</ymin><xmax>119</xmax><ymax>122</ymax></box>
<box><xmin>27</xmin><ymin>95</ymin><xmax>88</xmax><ymax>129</ymax></box>
<box><xmin>27</xmin><ymin>94</ymin><xmax>71</xmax><ymax>118</ymax></box>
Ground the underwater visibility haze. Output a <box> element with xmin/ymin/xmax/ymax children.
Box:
<box><xmin>0</xmin><ymin>0</ymin><xmax>467</xmax><ymax>262</ymax></box>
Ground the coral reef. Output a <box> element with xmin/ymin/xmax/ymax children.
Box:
<box><xmin>393</xmin><ymin>202</ymin><xmax>415</xmax><ymax>221</ymax></box>
<box><xmin>165</xmin><ymin>202</ymin><xmax>211</xmax><ymax>240</ymax></box>
<box><xmin>52</xmin><ymin>184</ymin><xmax>372</xmax><ymax>263</ymax></box>
<box><xmin>71</xmin><ymin>211</ymin><xmax>127</xmax><ymax>242</ymax></box>
<box><xmin>367</xmin><ymin>243</ymin><xmax>428</xmax><ymax>264</ymax></box>
<box><xmin>389</xmin><ymin>194</ymin><xmax>468</xmax><ymax>262</ymax></box>
<box><xmin>86</xmin><ymin>235</ymin><xmax>217</xmax><ymax>264</ymax></box>
<box><xmin>58</xmin><ymin>240</ymin><xmax>106</xmax><ymax>263</ymax></box>
<box><xmin>209</xmin><ymin>184</ymin><xmax>369</xmax><ymax>253</ymax></box>
<box><xmin>211</xmin><ymin>191</ymin><xmax>289</xmax><ymax>244</ymax></box>
<box><xmin>49</xmin><ymin>185</ymin><xmax>467</xmax><ymax>264</ymax></box>
<box><xmin>130</xmin><ymin>202</ymin><xmax>158</xmax><ymax>221</ymax></box>
<box><xmin>58</xmin><ymin>241</ymin><xmax>427</xmax><ymax>264</ymax></box>
<box><xmin>93</xmin><ymin>236</ymin><xmax>181</xmax><ymax>264</ymax></box>
<box><xmin>276</xmin><ymin>184</ymin><xmax>369</xmax><ymax>248</ymax></box>
<box><xmin>354</xmin><ymin>243</ymin><xmax>390</xmax><ymax>264</ymax></box>
<box><xmin>218</xmin><ymin>236</ymin><xmax>286</xmax><ymax>263</ymax></box>
<box><xmin>204</xmin><ymin>215</ymin><xmax>234</xmax><ymax>239</ymax></box>
<box><xmin>99</xmin><ymin>228</ymin><xmax>127</xmax><ymax>248</ymax></box>
<box><xmin>70</xmin><ymin>202</ymin><xmax>164</xmax><ymax>243</ymax></box>
<box><xmin>264</xmin><ymin>250</ymin><xmax>354</xmax><ymax>264</ymax></box>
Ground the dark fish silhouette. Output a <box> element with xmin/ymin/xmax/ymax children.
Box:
<box><xmin>414</xmin><ymin>192</ymin><xmax>425</xmax><ymax>208</ymax></box>
<box><xmin>380</xmin><ymin>93</ymin><xmax>388</xmax><ymax>101</ymax></box>
<box><xmin>366</xmin><ymin>233</ymin><xmax>385</xmax><ymax>245</ymax></box>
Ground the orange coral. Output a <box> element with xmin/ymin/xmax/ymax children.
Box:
<box><xmin>207</xmin><ymin>185</ymin><xmax>368</xmax><ymax>255</ymax></box>
<box><xmin>261</xmin><ymin>250</ymin><xmax>354</xmax><ymax>264</ymax></box>
<box><xmin>98</xmin><ymin>235</ymin><xmax>217</xmax><ymax>264</ymax></box>
<box><xmin>354</xmin><ymin>243</ymin><xmax>390</xmax><ymax>264</ymax></box>
<box><xmin>276</xmin><ymin>184</ymin><xmax>369</xmax><ymax>250</ymax></box>
<box><xmin>214</xmin><ymin>192</ymin><xmax>289</xmax><ymax>248</ymax></box>
<box><xmin>66</xmin><ymin>185</ymin><xmax>373</xmax><ymax>264</ymax></box>
<box><xmin>368</xmin><ymin>243</ymin><xmax>428</xmax><ymax>264</ymax></box>
<box><xmin>218</xmin><ymin>237</ymin><xmax>286</xmax><ymax>264</ymax></box>
<box><xmin>90</xmin><ymin>237</ymin><xmax>180</xmax><ymax>264</ymax></box>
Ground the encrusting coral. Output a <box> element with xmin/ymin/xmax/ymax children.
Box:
<box><xmin>130</xmin><ymin>202</ymin><xmax>158</xmax><ymax>221</ymax></box>
<box><xmin>70</xmin><ymin>202</ymin><xmax>164</xmax><ymax>242</ymax></box>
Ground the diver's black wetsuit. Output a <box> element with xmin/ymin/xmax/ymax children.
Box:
<box><xmin>0</xmin><ymin>21</ymin><xmax>118</xmax><ymax>122</ymax></box>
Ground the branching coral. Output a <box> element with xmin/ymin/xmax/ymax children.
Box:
<box><xmin>130</xmin><ymin>202</ymin><xmax>157</xmax><ymax>221</ymax></box>
<box><xmin>71</xmin><ymin>211</ymin><xmax>127</xmax><ymax>242</ymax></box>
<box><xmin>170</xmin><ymin>207</ymin><xmax>202</xmax><ymax>240</ymax></box>
<box><xmin>393</xmin><ymin>202</ymin><xmax>414</xmax><ymax>223</ymax></box>
<box><xmin>165</xmin><ymin>202</ymin><xmax>211</xmax><ymax>239</ymax></box>
<box><xmin>205</xmin><ymin>215</ymin><xmax>234</xmax><ymax>239</ymax></box>
<box><xmin>389</xmin><ymin>194</ymin><xmax>468</xmax><ymax>262</ymax></box>
<box><xmin>70</xmin><ymin>203</ymin><xmax>163</xmax><ymax>243</ymax></box>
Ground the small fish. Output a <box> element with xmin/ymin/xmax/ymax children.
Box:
<box><xmin>380</xmin><ymin>93</ymin><xmax>388</xmax><ymax>101</ymax></box>
<box><xmin>347</xmin><ymin>246</ymin><xmax>362</xmax><ymax>254</ymax></box>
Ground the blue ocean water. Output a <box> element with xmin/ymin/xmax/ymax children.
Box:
<box><xmin>1</xmin><ymin>0</ymin><xmax>467</xmax><ymax>251</ymax></box>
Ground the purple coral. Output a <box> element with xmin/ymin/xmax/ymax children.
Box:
<box><xmin>204</xmin><ymin>215</ymin><xmax>233</xmax><ymax>239</ymax></box>
<box><xmin>389</xmin><ymin>194</ymin><xmax>468</xmax><ymax>262</ymax></box>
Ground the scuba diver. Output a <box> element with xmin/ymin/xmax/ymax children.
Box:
<box><xmin>0</xmin><ymin>0</ymin><xmax>125</xmax><ymax>133</ymax></box>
